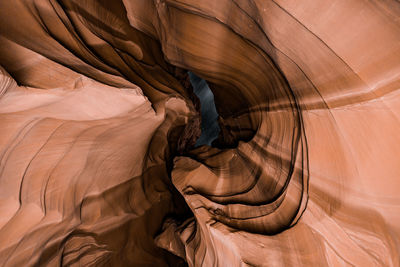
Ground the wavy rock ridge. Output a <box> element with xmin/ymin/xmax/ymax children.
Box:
<box><xmin>0</xmin><ymin>0</ymin><xmax>399</xmax><ymax>266</ymax></box>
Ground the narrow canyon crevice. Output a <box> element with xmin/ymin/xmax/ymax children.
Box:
<box><xmin>188</xmin><ymin>72</ymin><xmax>220</xmax><ymax>147</ymax></box>
<box><xmin>0</xmin><ymin>0</ymin><xmax>399</xmax><ymax>266</ymax></box>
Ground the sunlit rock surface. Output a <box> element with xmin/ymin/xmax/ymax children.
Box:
<box><xmin>0</xmin><ymin>0</ymin><xmax>399</xmax><ymax>266</ymax></box>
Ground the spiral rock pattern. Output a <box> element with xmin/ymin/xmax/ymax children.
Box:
<box><xmin>0</xmin><ymin>0</ymin><xmax>399</xmax><ymax>266</ymax></box>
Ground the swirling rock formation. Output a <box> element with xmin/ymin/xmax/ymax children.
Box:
<box><xmin>0</xmin><ymin>0</ymin><xmax>399</xmax><ymax>266</ymax></box>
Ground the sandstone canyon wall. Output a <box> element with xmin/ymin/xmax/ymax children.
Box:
<box><xmin>0</xmin><ymin>0</ymin><xmax>399</xmax><ymax>266</ymax></box>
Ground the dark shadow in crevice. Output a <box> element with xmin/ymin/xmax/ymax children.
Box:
<box><xmin>188</xmin><ymin>72</ymin><xmax>220</xmax><ymax>147</ymax></box>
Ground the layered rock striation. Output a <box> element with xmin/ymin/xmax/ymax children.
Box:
<box><xmin>0</xmin><ymin>0</ymin><xmax>399</xmax><ymax>266</ymax></box>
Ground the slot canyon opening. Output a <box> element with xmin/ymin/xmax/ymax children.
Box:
<box><xmin>188</xmin><ymin>71</ymin><xmax>220</xmax><ymax>147</ymax></box>
<box><xmin>174</xmin><ymin>69</ymin><xmax>257</xmax><ymax>155</ymax></box>
<box><xmin>1</xmin><ymin>1</ymin><xmax>398</xmax><ymax>266</ymax></box>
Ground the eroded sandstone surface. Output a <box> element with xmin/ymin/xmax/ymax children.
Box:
<box><xmin>0</xmin><ymin>0</ymin><xmax>399</xmax><ymax>266</ymax></box>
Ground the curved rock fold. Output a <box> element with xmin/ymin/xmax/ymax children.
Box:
<box><xmin>0</xmin><ymin>0</ymin><xmax>399</xmax><ymax>266</ymax></box>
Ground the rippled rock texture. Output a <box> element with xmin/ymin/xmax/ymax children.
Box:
<box><xmin>0</xmin><ymin>0</ymin><xmax>399</xmax><ymax>266</ymax></box>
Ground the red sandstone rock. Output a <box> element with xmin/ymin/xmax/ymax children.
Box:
<box><xmin>0</xmin><ymin>0</ymin><xmax>399</xmax><ymax>266</ymax></box>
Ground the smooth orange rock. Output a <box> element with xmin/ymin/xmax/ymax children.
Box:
<box><xmin>0</xmin><ymin>0</ymin><xmax>399</xmax><ymax>266</ymax></box>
